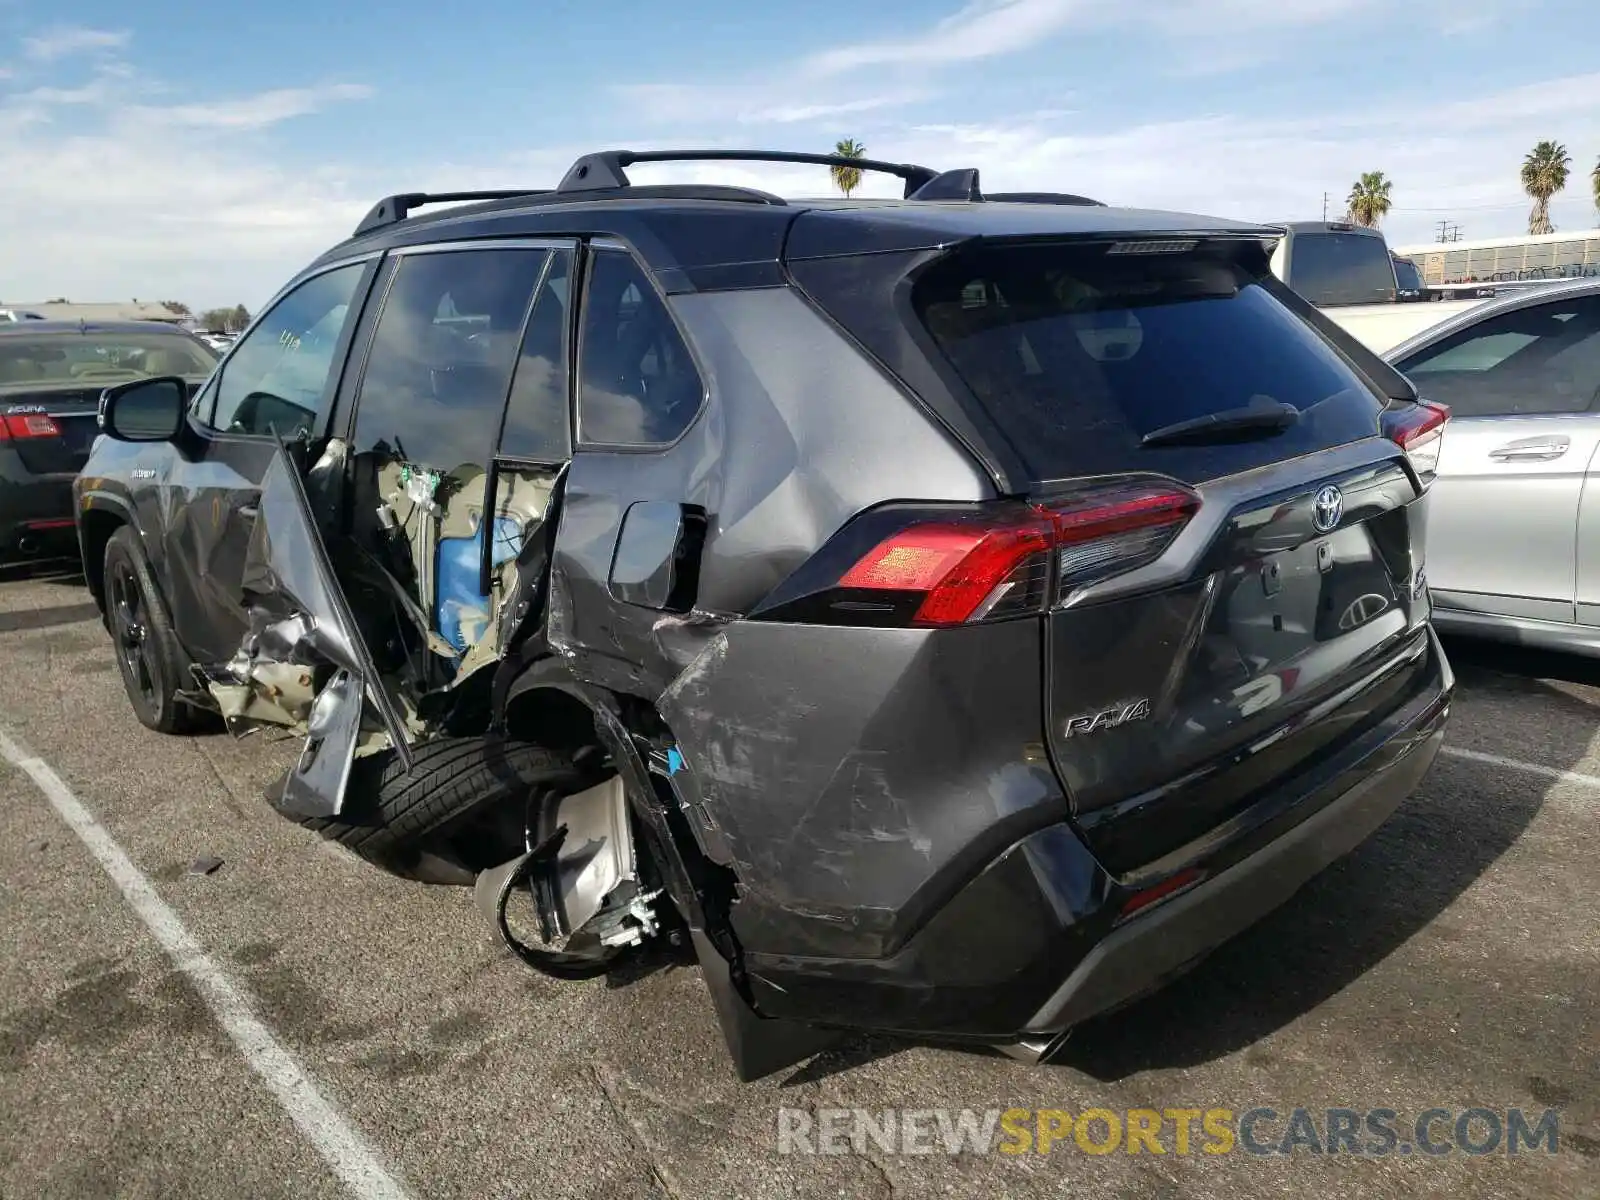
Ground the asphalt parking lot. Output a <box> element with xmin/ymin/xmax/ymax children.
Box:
<box><xmin>0</xmin><ymin>557</ymin><xmax>1595</xmax><ymax>1200</ymax></box>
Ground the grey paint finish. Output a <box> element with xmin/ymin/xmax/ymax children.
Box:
<box><xmin>669</xmin><ymin>286</ymin><xmax>991</xmax><ymax>610</ymax></box>
<box><xmin>657</xmin><ymin>616</ymin><xmax>1070</xmax><ymax>961</ymax></box>
<box><xmin>546</xmin><ymin>286</ymin><xmax>990</xmax><ymax>699</ymax></box>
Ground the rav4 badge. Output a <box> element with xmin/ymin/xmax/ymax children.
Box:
<box><xmin>1063</xmin><ymin>698</ymin><xmax>1151</xmax><ymax>738</ymax></box>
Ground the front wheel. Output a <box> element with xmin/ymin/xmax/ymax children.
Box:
<box><xmin>102</xmin><ymin>526</ymin><xmax>202</xmax><ymax>734</ymax></box>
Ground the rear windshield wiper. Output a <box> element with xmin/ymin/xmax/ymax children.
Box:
<box><xmin>1140</xmin><ymin>399</ymin><xmax>1299</xmax><ymax>447</ymax></box>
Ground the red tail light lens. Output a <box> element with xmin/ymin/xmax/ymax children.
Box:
<box><xmin>1052</xmin><ymin>485</ymin><xmax>1199</xmax><ymax>589</ymax></box>
<box><xmin>756</xmin><ymin>481</ymin><xmax>1198</xmax><ymax>628</ymax></box>
<box><xmin>839</xmin><ymin>516</ymin><xmax>1056</xmax><ymax>625</ymax></box>
<box><xmin>1385</xmin><ymin>400</ymin><xmax>1448</xmax><ymax>487</ymax></box>
<box><xmin>0</xmin><ymin>412</ymin><xmax>62</xmax><ymax>441</ymax></box>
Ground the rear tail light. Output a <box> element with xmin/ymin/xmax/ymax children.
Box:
<box><xmin>754</xmin><ymin>480</ymin><xmax>1198</xmax><ymax>627</ymax></box>
<box><xmin>0</xmin><ymin>412</ymin><xmax>62</xmax><ymax>442</ymax></box>
<box><xmin>1385</xmin><ymin>400</ymin><xmax>1448</xmax><ymax>488</ymax></box>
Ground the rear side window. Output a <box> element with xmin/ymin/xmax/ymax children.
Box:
<box><xmin>1287</xmin><ymin>232</ymin><xmax>1396</xmax><ymax>306</ymax></box>
<box><xmin>577</xmin><ymin>250</ymin><xmax>704</xmax><ymax>446</ymax></box>
<box><xmin>912</xmin><ymin>241</ymin><xmax>1382</xmax><ymax>479</ymax></box>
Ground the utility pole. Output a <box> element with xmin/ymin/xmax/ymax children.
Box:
<box><xmin>1323</xmin><ymin>192</ymin><xmax>1329</xmax><ymax>221</ymax></box>
<box><xmin>1435</xmin><ymin>220</ymin><xmax>1462</xmax><ymax>243</ymax></box>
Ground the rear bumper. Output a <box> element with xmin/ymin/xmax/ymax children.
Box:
<box><xmin>743</xmin><ymin>625</ymin><xmax>1453</xmax><ymax>1042</ymax></box>
<box><xmin>1020</xmin><ymin>673</ymin><xmax>1445</xmax><ymax>1037</ymax></box>
<box><xmin>0</xmin><ymin>451</ymin><xmax>76</xmax><ymax>553</ymax></box>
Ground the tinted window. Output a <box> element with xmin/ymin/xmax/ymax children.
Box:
<box><xmin>912</xmin><ymin>241</ymin><xmax>1382</xmax><ymax>478</ymax></box>
<box><xmin>1289</xmin><ymin>232</ymin><xmax>1395</xmax><ymax>306</ymax></box>
<box><xmin>500</xmin><ymin>250</ymin><xmax>571</xmax><ymax>461</ymax></box>
<box><xmin>210</xmin><ymin>264</ymin><xmax>365</xmax><ymax>437</ymax></box>
<box><xmin>354</xmin><ymin>249</ymin><xmax>547</xmax><ymax>471</ymax></box>
<box><xmin>577</xmin><ymin>250</ymin><xmax>703</xmax><ymax>446</ymax></box>
<box><xmin>1394</xmin><ymin>296</ymin><xmax>1600</xmax><ymax>417</ymax></box>
<box><xmin>1393</xmin><ymin>258</ymin><xmax>1423</xmax><ymax>291</ymax></box>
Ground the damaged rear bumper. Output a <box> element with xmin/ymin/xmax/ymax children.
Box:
<box><xmin>737</xmin><ymin>627</ymin><xmax>1452</xmax><ymax>1047</ymax></box>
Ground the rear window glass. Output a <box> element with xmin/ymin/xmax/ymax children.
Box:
<box><xmin>912</xmin><ymin>241</ymin><xmax>1382</xmax><ymax>478</ymax></box>
<box><xmin>0</xmin><ymin>332</ymin><xmax>216</xmax><ymax>390</ymax></box>
<box><xmin>1287</xmin><ymin>232</ymin><xmax>1395</xmax><ymax>306</ymax></box>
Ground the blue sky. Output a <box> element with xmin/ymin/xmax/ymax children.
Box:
<box><xmin>2</xmin><ymin>0</ymin><xmax>1598</xmax><ymax>309</ymax></box>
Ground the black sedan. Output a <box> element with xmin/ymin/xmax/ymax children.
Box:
<box><xmin>0</xmin><ymin>321</ymin><xmax>217</xmax><ymax>558</ymax></box>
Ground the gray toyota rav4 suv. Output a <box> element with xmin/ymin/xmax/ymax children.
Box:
<box><xmin>75</xmin><ymin>149</ymin><xmax>1454</xmax><ymax>1079</ymax></box>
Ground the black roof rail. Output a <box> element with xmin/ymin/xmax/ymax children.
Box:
<box><xmin>984</xmin><ymin>191</ymin><xmax>1106</xmax><ymax>207</ymax></box>
<box><xmin>557</xmin><ymin>149</ymin><xmax>943</xmax><ymax>198</ymax></box>
<box><xmin>353</xmin><ymin>190</ymin><xmax>552</xmax><ymax>236</ymax></box>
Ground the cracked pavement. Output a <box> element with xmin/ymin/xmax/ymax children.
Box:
<box><xmin>0</xmin><ymin>557</ymin><xmax>1595</xmax><ymax>1198</ymax></box>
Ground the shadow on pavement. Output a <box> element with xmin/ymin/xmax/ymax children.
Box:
<box><xmin>1441</xmin><ymin>633</ymin><xmax>1600</xmax><ymax>689</ymax></box>
<box><xmin>0</xmin><ymin>554</ymin><xmax>86</xmax><ymax>589</ymax></box>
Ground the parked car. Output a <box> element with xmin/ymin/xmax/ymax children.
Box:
<box><xmin>76</xmin><ymin>148</ymin><xmax>1453</xmax><ymax>1080</ymax></box>
<box><xmin>1</xmin><ymin>321</ymin><xmax>216</xmax><ymax>558</ymax></box>
<box><xmin>1386</xmin><ymin>277</ymin><xmax>1600</xmax><ymax>655</ymax></box>
<box><xmin>1267</xmin><ymin>221</ymin><xmax>1485</xmax><ymax>352</ymax></box>
<box><xmin>1392</xmin><ymin>254</ymin><xmax>1428</xmax><ymax>302</ymax></box>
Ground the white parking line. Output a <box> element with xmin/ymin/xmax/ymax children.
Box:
<box><xmin>0</xmin><ymin>728</ymin><xmax>415</xmax><ymax>1200</ymax></box>
<box><xmin>1441</xmin><ymin>745</ymin><xmax>1600</xmax><ymax>794</ymax></box>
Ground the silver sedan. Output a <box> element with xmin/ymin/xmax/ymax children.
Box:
<box><xmin>1386</xmin><ymin>278</ymin><xmax>1600</xmax><ymax>655</ymax></box>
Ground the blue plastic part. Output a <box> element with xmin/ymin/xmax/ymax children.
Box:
<box><xmin>666</xmin><ymin>746</ymin><xmax>685</xmax><ymax>775</ymax></box>
<box><xmin>436</xmin><ymin>517</ymin><xmax>522</xmax><ymax>653</ymax></box>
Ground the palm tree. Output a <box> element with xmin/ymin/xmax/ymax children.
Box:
<box><xmin>1521</xmin><ymin>140</ymin><xmax>1570</xmax><ymax>236</ymax></box>
<box><xmin>1592</xmin><ymin>155</ymin><xmax>1600</xmax><ymax>219</ymax></box>
<box><xmin>1346</xmin><ymin>171</ymin><xmax>1393</xmax><ymax>228</ymax></box>
<box><xmin>831</xmin><ymin>138</ymin><xmax>866</xmax><ymax>198</ymax></box>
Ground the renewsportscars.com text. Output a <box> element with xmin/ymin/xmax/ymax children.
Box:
<box><xmin>776</xmin><ymin>1106</ymin><xmax>1564</xmax><ymax>1157</ymax></box>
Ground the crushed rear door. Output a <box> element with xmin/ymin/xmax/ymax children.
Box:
<box><xmin>209</xmin><ymin>441</ymin><xmax>414</xmax><ymax>817</ymax></box>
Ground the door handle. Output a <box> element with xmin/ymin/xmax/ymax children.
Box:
<box><xmin>1488</xmin><ymin>436</ymin><xmax>1569</xmax><ymax>462</ymax></box>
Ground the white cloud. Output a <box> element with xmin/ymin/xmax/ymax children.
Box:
<box><xmin>22</xmin><ymin>26</ymin><xmax>128</xmax><ymax>62</ymax></box>
<box><xmin>0</xmin><ymin>45</ymin><xmax>375</xmax><ymax>308</ymax></box>
<box><xmin>802</xmin><ymin>0</ymin><xmax>1089</xmax><ymax>73</ymax></box>
<box><xmin>130</xmin><ymin>84</ymin><xmax>376</xmax><ymax>130</ymax></box>
<box><xmin>605</xmin><ymin>72</ymin><xmax>1600</xmax><ymax>246</ymax></box>
<box><xmin>3</xmin><ymin>2</ymin><xmax>1595</xmax><ymax>312</ymax></box>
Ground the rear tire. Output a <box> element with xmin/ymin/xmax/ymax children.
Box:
<box><xmin>102</xmin><ymin>526</ymin><xmax>203</xmax><ymax>734</ymax></box>
<box><xmin>300</xmin><ymin>736</ymin><xmax>587</xmax><ymax>877</ymax></box>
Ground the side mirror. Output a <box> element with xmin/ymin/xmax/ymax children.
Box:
<box><xmin>98</xmin><ymin>376</ymin><xmax>187</xmax><ymax>442</ymax></box>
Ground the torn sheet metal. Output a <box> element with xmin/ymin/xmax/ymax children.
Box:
<box><xmin>214</xmin><ymin>444</ymin><xmax>416</xmax><ymax>816</ymax></box>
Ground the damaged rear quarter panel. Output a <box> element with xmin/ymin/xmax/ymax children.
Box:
<box><xmin>658</xmin><ymin>617</ymin><xmax>1071</xmax><ymax>961</ymax></box>
<box><xmin>546</xmin><ymin>285</ymin><xmax>990</xmax><ymax>699</ymax></box>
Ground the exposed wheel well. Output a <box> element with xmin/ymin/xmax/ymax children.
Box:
<box><xmin>502</xmin><ymin>680</ymin><xmax>741</xmax><ymax>947</ymax></box>
<box><xmin>79</xmin><ymin>508</ymin><xmax>126</xmax><ymax>614</ymax></box>
<box><xmin>503</xmin><ymin>685</ymin><xmax>605</xmax><ymax>758</ymax></box>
